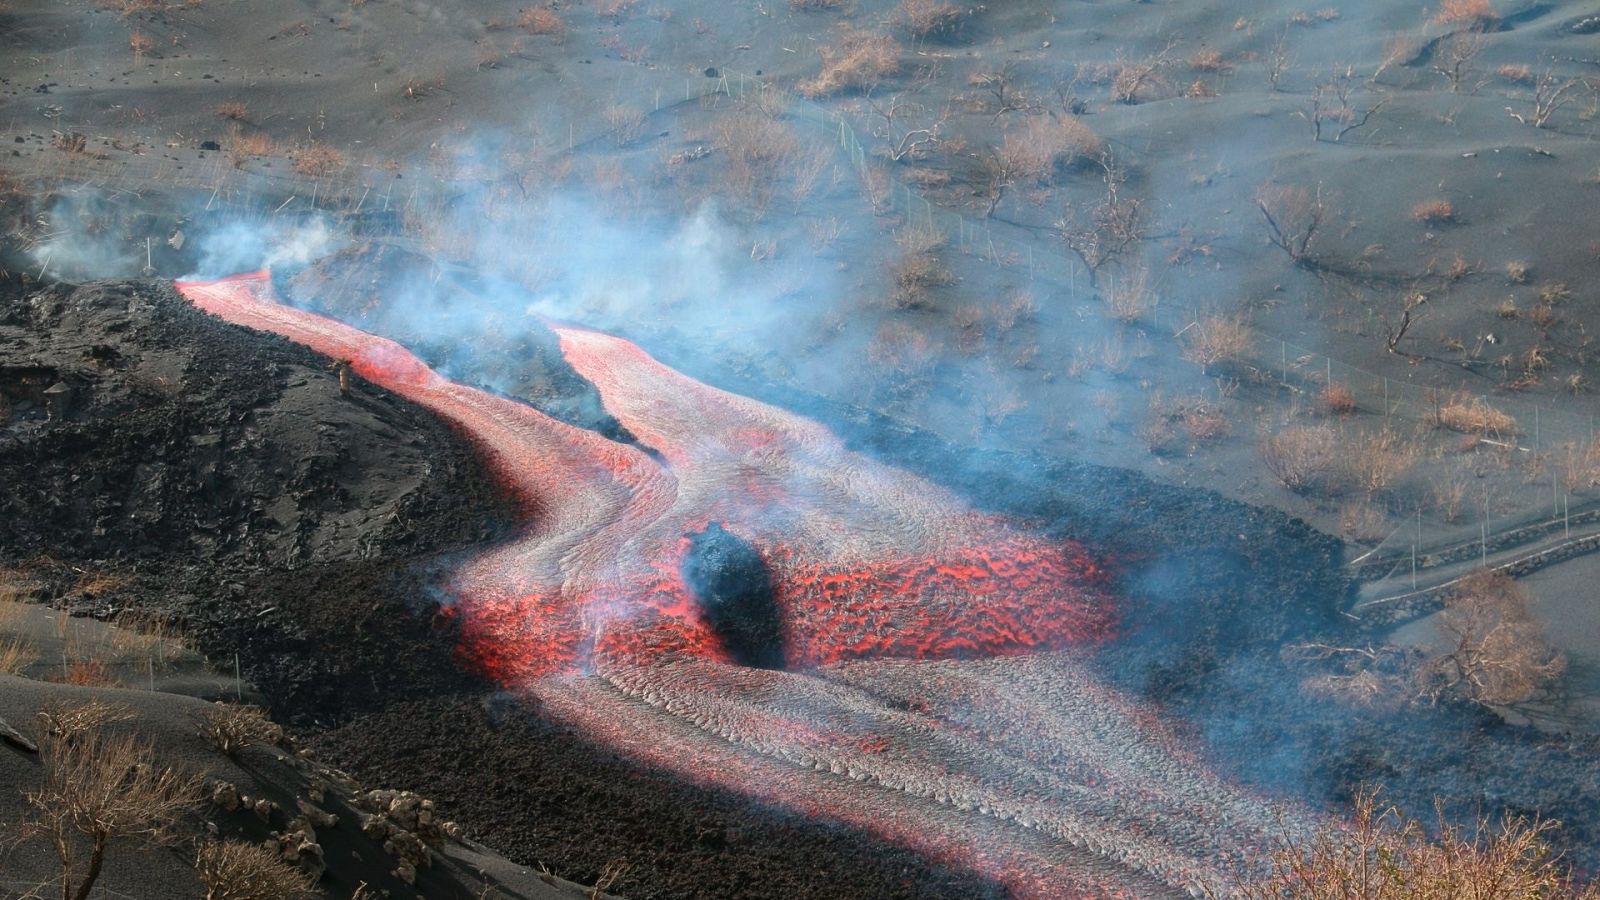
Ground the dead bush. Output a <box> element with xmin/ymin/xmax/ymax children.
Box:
<box><xmin>867</xmin><ymin>321</ymin><xmax>938</xmax><ymax>380</ymax></box>
<box><xmin>1111</xmin><ymin>45</ymin><xmax>1173</xmax><ymax>103</ymax></box>
<box><xmin>1338</xmin><ymin>499</ymin><xmax>1390</xmax><ymax>542</ymax></box>
<box><xmin>1411</xmin><ymin>198</ymin><xmax>1456</xmax><ymax>224</ymax></box>
<box><xmin>798</xmin><ymin>26</ymin><xmax>901</xmax><ymax>97</ymax></box>
<box><xmin>518</xmin><ymin>8</ymin><xmax>564</xmax><ymax>34</ymax></box>
<box><xmin>603</xmin><ymin>104</ymin><xmax>647</xmax><ymax>146</ymax></box>
<box><xmin>1180</xmin><ymin>400</ymin><xmax>1229</xmax><ymax>441</ymax></box>
<box><xmin>128</xmin><ymin>30</ymin><xmax>155</xmax><ymax>57</ymax></box>
<box><xmin>1429</xmin><ymin>468</ymin><xmax>1471</xmax><ymax>522</ymax></box>
<box><xmin>1104</xmin><ymin>267</ymin><xmax>1154</xmax><ymax>323</ymax></box>
<box><xmin>197</xmin><ymin>839</ymin><xmax>317</xmax><ymax>900</ymax></box>
<box><xmin>1318</xmin><ymin>382</ymin><xmax>1357</xmax><ymax>415</ymax></box>
<box><xmin>1419</xmin><ymin>570</ymin><xmax>1565</xmax><ymax>706</ymax></box>
<box><xmin>1056</xmin><ymin>157</ymin><xmax>1144</xmax><ymax>282</ymax></box>
<box><xmin>1557</xmin><ymin>438</ymin><xmax>1600</xmax><ymax>492</ymax></box>
<box><xmin>1433</xmin><ymin>0</ymin><xmax>1497</xmax><ymax>26</ymax></box>
<box><xmin>23</xmin><ymin>727</ymin><xmax>203</xmax><ymax>900</ymax></box>
<box><xmin>1260</xmin><ymin>425</ymin><xmax>1337</xmax><ymax>491</ymax></box>
<box><xmin>1189</xmin><ymin>48</ymin><xmax>1230</xmax><ymax>72</ymax></box>
<box><xmin>896</xmin><ymin>0</ymin><xmax>964</xmax><ymax>38</ymax></box>
<box><xmin>890</xmin><ymin>226</ymin><xmax>951</xmax><ymax>309</ymax></box>
<box><xmin>292</xmin><ymin>143</ymin><xmax>344</xmax><ymax>177</ymax></box>
<box><xmin>1496</xmin><ymin>62</ymin><xmax>1533</xmax><ymax>83</ymax></box>
<box><xmin>1</xmin><ymin>635</ymin><xmax>37</xmax><ymax>674</ymax></box>
<box><xmin>1340</xmin><ymin>427</ymin><xmax>1417</xmax><ymax>494</ymax></box>
<box><xmin>99</xmin><ymin>0</ymin><xmax>165</xmax><ymax>15</ymax></box>
<box><xmin>36</xmin><ymin>700</ymin><xmax>136</xmax><ymax>743</ymax></box>
<box><xmin>1227</xmin><ymin>788</ymin><xmax>1597</xmax><ymax>899</ymax></box>
<box><xmin>714</xmin><ymin>108</ymin><xmax>801</xmax><ymax>211</ymax></box>
<box><xmin>196</xmin><ymin>703</ymin><xmax>284</xmax><ymax>757</ymax></box>
<box><xmin>213</xmin><ymin>101</ymin><xmax>248</xmax><ymax>121</ymax></box>
<box><xmin>1181</xmin><ymin>314</ymin><xmax>1252</xmax><ymax>373</ymax></box>
<box><xmin>51</xmin><ymin>658</ymin><xmax>117</xmax><ymax>687</ymax></box>
<box><xmin>1007</xmin><ymin>114</ymin><xmax>1104</xmax><ymax>182</ymax></box>
<box><xmin>227</xmin><ymin>129</ymin><xmax>275</xmax><ymax>168</ymax></box>
<box><xmin>1434</xmin><ymin>391</ymin><xmax>1517</xmax><ymax>436</ymax></box>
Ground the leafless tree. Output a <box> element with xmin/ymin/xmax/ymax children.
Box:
<box><xmin>1418</xmin><ymin>570</ymin><xmax>1566</xmax><ymax>707</ymax></box>
<box><xmin>1256</xmin><ymin>181</ymin><xmax>1330</xmax><ymax>266</ymax></box>
<box><xmin>1529</xmin><ymin>65</ymin><xmax>1585</xmax><ymax>128</ymax></box>
<box><xmin>1383</xmin><ymin>290</ymin><xmax>1427</xmax><ymax>352</ymax></box>
<box><xmin>978</xmin><ymin>142</ymin><xmax>1024</xmax><ymax>216</ymax></box>
<box><xmin>863</xmin><ymin>91</ymin><xmax>948</xmax><ymax>161</ymax></box>
<box><xmin>1433</xmin><ymin>26</ymin><xmax>1490</xmax><ymax>93</ymax></box>
<box><xmin>1055</xmin><ymin>155</ymin><xmax>1145</xmax><ymax>285</ymax></box>
<box><xmin>1263</xmin><ymin>29</ymin><xmax>1292</xmax><ymax>91</ymax></box>
<box><xmin>1111</xmin><ymin>40</ymin><xmax>1177</xmax><ymax>104</ymax></box>
<box><xmin>1304</xmin><ymin>67</ymin><xmax>1386</xmax><ymax>141</ymax></box>
<box><xmin>970</xmin><ymin>63</ymin><xmax>1030</xmax><ymax>123</ymax></box>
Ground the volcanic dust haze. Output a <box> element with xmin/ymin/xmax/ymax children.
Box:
<box><xmin>4</xmin><ymin>0</ymin><xmax>1600</xmax><ymax>897</ymax></box>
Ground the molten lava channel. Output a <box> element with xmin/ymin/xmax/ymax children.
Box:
<box><xmin>177</xmin><ymin>272</ymin><xmax>1308</xmax><ymax>898</ymax></box>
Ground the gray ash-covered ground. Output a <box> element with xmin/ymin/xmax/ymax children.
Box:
<box><xmin>3</xmin><ymin>272</ymin><xmax>1598</xmax><ymax>897</ymax></box>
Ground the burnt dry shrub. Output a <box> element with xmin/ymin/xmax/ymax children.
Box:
<box><xmin>1002</xmin><ymin>113</ymin><xmax>1104</xmax><ymax>183</ymax></box>
<box><xmin>714</xmin><ymin>105</ymin><xmax>802</xmax><ymax>212</ymax></box>
<box><xmin>890</xmin><ymin>225</ymin><xmax>952</xmax><ymax>309</ymax></box>
<box><xmin>1432</xmin><ymin>390</ymin><xmax>1517</xmax><ymax>437</ymax></box>
<box><xmin>896</xmin><ymin>0</ymin><xmax>966</xmax><ymax>39</ymax></box>
<box><xmin>195</xmin><ymin>703</ymin><xmax>284</xmax><ymax>757</ymax></box>
<box><xmin>1411</xmin><ymin>198</ymin><xmax>1456</xmax><ymax>225</ymax></box>
<box><xmin>291</xmin><ymin>143</ymin><xmax>344</xmax><ymax>177</ymax></box>
<box><xmin>1318</xmin><ymin>382</ymin><xmax>1357</xmax><ymax>415</ymax></box>
<box><xmin>1338</xmin><ymin>427</ymin><xmax>1417</xmax><ymax>495</ymax></box>
<box><xmin>866</xmin><ymin>321</ymin><xmax>940</xmax><ymax>398</ymax></box>
<box><xmin>1419</xmin><ymin>570</ymin><xmax>1566</xmax><ymax>707</ymax></box>
<box><xmin>1143</xmin><ymin>395</ymin><xmax>1229</xmax><ymax>455</ymax></box>
<box><xmin>1226</xmin><ymin>788</ymin><xmax>1595</xmax><ymax>899</ymax></box>
<box><xmin>1180</xmin><ymin>314</ymin><xmax>1252</xmax><ymax>373</ymax></box>
<box><xmin>23</xmin><ymin>725</ymin><xmax>203</xmax><ymax>900</ymax></box>
<box><xmin>196</xmin><ymin>840</ymin><xmax>317</xmax><ymax>900</ymax></box>
<box><xmin>227</xmin><ymin>128</ymin><xmax>275</xmax><ymax>168</ymax></box>
<box><xmin>1104</xmin><ymin>266</ymin><xmax>1154</xmax><ymax>323</ymax></box>
<box><xmin>518</xmin><ymin>7</ymin><xmax>564</xmax><ymax>35</ymax></box>
<box><xmin>1259</xmin><ymin>424</ymin><xmax>1337</xmax><ymax>492</ymax></box>
<box><xmin>1433</xmin><ymin>0</ymin><xmax>1497</xmax><ymax>26</ymax></box>
<box><xmin>798</xmin><ymin>26</ymin><xmax>901</xmax><ymax>97</ymax></box>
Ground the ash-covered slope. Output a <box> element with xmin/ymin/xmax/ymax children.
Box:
<box><xmin>0</xmin><ymin>276</ymin><xmax>508</xmax><ymax>565</ymax></box>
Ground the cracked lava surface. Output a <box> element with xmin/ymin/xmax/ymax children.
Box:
<box><xmin>177</xmin><ymin>272</ymin><xmax>1309</xmax><ymax>898</ymax></box>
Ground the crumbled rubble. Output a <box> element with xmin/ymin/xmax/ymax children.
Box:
<box><xmin>355</xmin><ymin>789</ymin><xmax>459</xmax><ymax>884</ymax></box>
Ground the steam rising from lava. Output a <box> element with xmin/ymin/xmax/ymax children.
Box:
<box><xmin>176</xmin><ymin>271</ymin><xmax>1315</xmax><ymax>897</ymax></box>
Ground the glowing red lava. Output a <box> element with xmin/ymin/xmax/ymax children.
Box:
<box><xmin>176</xmin><ymin>272</ymin><xmax>1300</xmax><ymax>898</ymax></box>
<box><xmin>179</xmin><ymin>272</ymin><xmax>1114</xmax><ymax>680</ymax></box>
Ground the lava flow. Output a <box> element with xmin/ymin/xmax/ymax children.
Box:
<box><xmin>176</xmin><ymin>271</ymin><xmax>1309</xmax><ymax>898</ymax></box>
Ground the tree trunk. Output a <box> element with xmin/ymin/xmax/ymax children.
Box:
<box><xmin>70</xmin><ymin>838</ymin><xmax>106</xmax><ymax>900</ymax></box>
